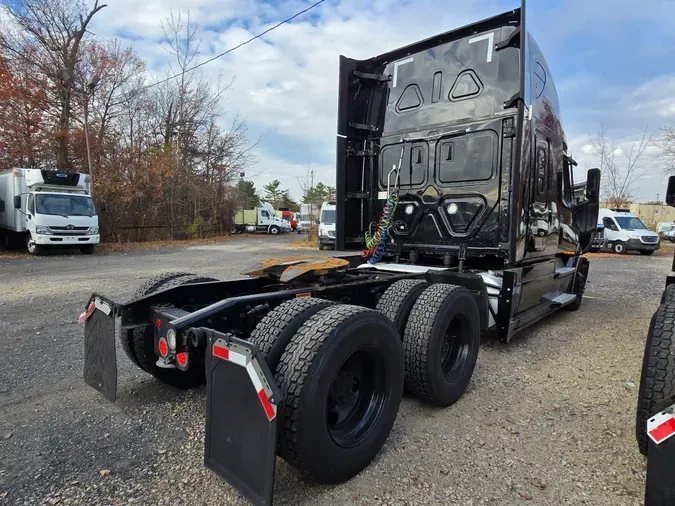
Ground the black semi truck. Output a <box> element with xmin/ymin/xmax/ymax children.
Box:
<box><xmin>81</xmin><ymin>3</ymin><xmax>600</xmax><ymax>505</ymax></box>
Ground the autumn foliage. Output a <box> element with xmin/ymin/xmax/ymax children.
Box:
<box><xmin>0</xmin><ymin>2</ymin><xmax>255</xmax><ymax>242</ymax></box>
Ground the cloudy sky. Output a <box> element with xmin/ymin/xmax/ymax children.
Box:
<box><xmin>89</xmin><ymin>0</ymin><xmax>675</xmax><ymax>202</ymax></box>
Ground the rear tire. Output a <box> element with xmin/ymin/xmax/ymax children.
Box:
<box><xmin>123</xmin><ymin>272</ymin><xmax>218</xmax><ymax>388</ymax></box>
<box><xmin>376</xmin><ymin>279</ymin><xmax>430</xmax><ymax>336</ymax></box>
<box><xmin>276</xmin><ymin>305</ymin><xmax>404</xmax><ymax>483</ymax></box>
<box><xmin>249</xmin><ymin>297</ymin><xmax>334</xmax><ymax>374</ymax></box>
<box><xmin>636</xmin><ymin>303</ymin><xmax>675</xmax><ymax>455</ymax></box>
<box><xmin>403</xmin><ymin>284</ymin><xmax>480</xmax><ymax>406</ymax></box>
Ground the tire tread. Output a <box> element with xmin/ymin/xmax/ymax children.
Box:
<box><xmin>376</xmin><ymin>279</ymin><xmax>430</xmax><ymax>335</ymax></box>
<box><xmin>637</xmin><ymin>300</ymin><xmax>675</xmax><ymax>455</ymax></box>
<box><xmin>249</xmin><ymin>297</ymin><xmax>334</xmax><ymax>373</ymax></box>
<box><xmin>275</xmin><ymin>305</ymin><xmax>377</xmax><ymax>478</ymax></box>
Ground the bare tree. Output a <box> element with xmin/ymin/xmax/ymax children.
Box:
<box><xmin>589</xmin><ymin>125</ymin><xmax>657</xmax><ymax>207</ymax></box>
<box><xmin>660</xmin><ymin>122</ymin><xmax>675</xmax><ymax>176</ymax></box>
<box><xmin>0</xmin><ymin>0</ymin><xmax>107</xmax><ymax>170</ymax></box>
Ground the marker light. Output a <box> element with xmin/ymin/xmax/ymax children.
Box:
<box><xmin>167</xmin><ymin>329</ymin><xmax>177</xmax><ymax>350</ymax></box>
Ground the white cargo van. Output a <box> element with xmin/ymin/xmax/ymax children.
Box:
<box><xmin>0</xmin><ymin>168</ymin><xmax>101</xmax><ymax>255</ymax></box>
<box><xmin>598</xmin><ymin>208</ymin><xmax>660</xmax><ymax>255</ymax></box>
<box><xmin>318</xmin><ymin>202</ymin><xmax>336</xmax><ymax>250</ymax></box>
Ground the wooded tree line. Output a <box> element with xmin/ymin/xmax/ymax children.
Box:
<box><xmin>0</xmin><ymin>1</ymin><xmax>259</xmax><ymax>241</ymax></box>
<box><xmin>236</xmin><ymin>176</ymin><xmax>335</xmax><ymax>214</ymax></box>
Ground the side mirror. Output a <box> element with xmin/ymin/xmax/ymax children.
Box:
<box><xmin>586</xmin><ymin>168</ymin><xmax>601</xmax><ymax>203</ymax></box>
<box><xmin>13</xmin><ymin>195</ymin><xmax>21</xmax><ymax>209</ymax></box>
<box><xmin>0</xmin><ymin>200</ymin><xmax>5</xmax><ymax>213</ymax></box>
<box><xmin>666</xmin><ymin>176</ymin><xmax>675</xmax><ymax>207</ymax></box>
<box><xmin>100</xmin><ymin>200</ymin><xmax>108</xmax><ymax>212</ymax></box>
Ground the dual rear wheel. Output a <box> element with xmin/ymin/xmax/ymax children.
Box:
<box><xmin>245</xmin><ymin>280</ymin><xmax>480</xmax><ymax>482</ymax></box>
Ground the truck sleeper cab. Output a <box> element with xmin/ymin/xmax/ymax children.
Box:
<box><xmin>598</xmin><ymin>208</ymin><xmax>660</xmax><ymax>255</ymax></box>
<box><xmin>81</xmin><ymin>3</ymin><xmax>601</xmax><ymax>506</ymax></box>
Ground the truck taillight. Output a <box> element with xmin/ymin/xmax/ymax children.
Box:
<box><xmin>158</xmin><ymin>338</ymin><xmax>168</xmax><ymax>357</ymax></box>
<box><xmin>176</xmin><ymin>352</ymin><xmax>188</xmax><ymax>370</ymax></box>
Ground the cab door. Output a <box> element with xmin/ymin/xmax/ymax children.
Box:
<box><xmin>526</xmin><ymin>136</ymin><xmax>554</xmax><ymax>256</ymax></box>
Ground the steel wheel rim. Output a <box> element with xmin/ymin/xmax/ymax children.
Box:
<box><xmin>326</xmin><ymin>347</ymin><xmax>387</xmax><ymax>448</ymax></box>
<box><xmin>27</xmin><ymin>241</ymin><xmax>36</xmax><ymax>253</ymax></box>
<box><xmin>440</xmin><ymin>314</ymin><xmax>471</xmax><ymax>382</ymax></box>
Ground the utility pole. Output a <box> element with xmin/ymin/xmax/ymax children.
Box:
<box><xmin>83</xmin><ymin>77</ymin><xmax>99</xmax><ymax>197</ymax></box>
<box><xmin>69</xmin><ymin>73</ymin><xmax>100</xmax><ymax>197</ymax></box>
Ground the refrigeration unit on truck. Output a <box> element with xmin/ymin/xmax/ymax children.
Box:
<box><xmin>232</xmin><ymin>202</ymin><xmax>290</xmax><ymax>235</ymax></box>
<box><xmin>81</xmin><ymin>3</ymin><xmax>601</xmax><ymax>505</ymax></box>
<box><xmin>0</xmin><ymin>168</ymin><xmax>102</xmax><ymax>255</ymax></box>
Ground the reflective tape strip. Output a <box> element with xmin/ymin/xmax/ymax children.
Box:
<box><xmin>78</xmin><ymin>298</ymin><xmax>112</xmax><ymax>323</ymax></box>
<box><xmin>212</xmin><ymin>340</ymin><xmax>277</xmax><ymax>421</ymax></box>
<box><xmin>648</xmin><ymin>410</ymin><xmax>675</xmax><ymax>445</ymax></box>
<box><xmin>246</xmin><ymin>362</ymin><xmax>276</xmax><ymax>421</ymax></box>
<box><xmin>78</xmin><ymin>302</ymin><xmax>96</xmax><ymax>323</ymax></box>
<box><xmin>213</xmin><ymin>344</ymin><xmax>246</xmax><ymax>366</ymax></box>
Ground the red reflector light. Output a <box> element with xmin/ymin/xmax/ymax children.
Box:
<box><xmin>158</xmin><ymin>338</ymin><xmax>168</xmax><ymax>357</ymax></box>
<box><xmin>176</xmin><ymin>352</ymin><xmax>188</xmax><ymax>368</ymax></box>
<box><xmin>155</xmin><ymin>319</ymin><xmax>162</xmax><ymax>328</ymax></box>
<box><xmin>213</xmin><ymin>344</ymin><xmax>229</xmax><ymax>360</ymax></box>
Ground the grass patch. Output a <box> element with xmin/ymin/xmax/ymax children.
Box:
<box><xmin>290</xmin><ymin>234</ymin><xmax>319</xmax><ymax>250</ymax></box>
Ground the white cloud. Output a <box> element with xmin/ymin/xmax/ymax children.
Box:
<box><xmin>628</xmin><ymin>76</ymin><xmax>675</xmax><ymax>120</ymax></box>
<box><xmin>89</xmin><ymin>0</ymin><xmax>506</xmax><ymax>198</ymax></box>
<box><xmin>84</xmin><ymin>0</ymin><xmax>674</xmax><ymax>203</ymax></box>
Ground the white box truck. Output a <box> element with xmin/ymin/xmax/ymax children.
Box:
<box><xmin>0</xmin><ymin>168</ymin><xmax>102</xmax><ymax>255</ymax></box>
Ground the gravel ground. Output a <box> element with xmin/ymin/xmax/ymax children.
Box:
<box><xmin>0</xmin><ymin>235</ymin><xmax>668</xmax><ymax>506</ymax></box>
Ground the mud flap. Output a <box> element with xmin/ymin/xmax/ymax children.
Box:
<box><xmin>645</xmin><ymin>404</ymin><xmax>675</xmax><ymax>505</ymax></box>
<box><xmin>82</xmin><ymin>295</ymin><xmax>117</xmax><ymax>402</ymax></box>
<box><xmin>203</xmin><ymin>328</ymin><xmax>283</xmax><ymax>506</ymax></box>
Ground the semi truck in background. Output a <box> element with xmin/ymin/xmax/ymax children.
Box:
<box><xmin>277</xmin><ymin>208</ymin><xmax>297</xmax><ymax>230</ymax></box>
<box><xmin>232</xmin><ymin>202</ymin><xmax>291</xmax><ymax>235</ymax></box>
<box><xmin>0</xmin><ymin>168</ymin><xmax>102</xmax><ymax>255</ymax></box>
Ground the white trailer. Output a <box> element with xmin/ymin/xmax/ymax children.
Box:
<box><xmin>0</xmin><ymin>168</ymin><xmax>102</xmax><ymax>255</ymax></box>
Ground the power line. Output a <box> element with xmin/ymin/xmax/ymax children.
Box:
<box><xmin>140</xmin><ymin>0</ymin><xmax>327</xmax><ymax>93</ymax></box>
